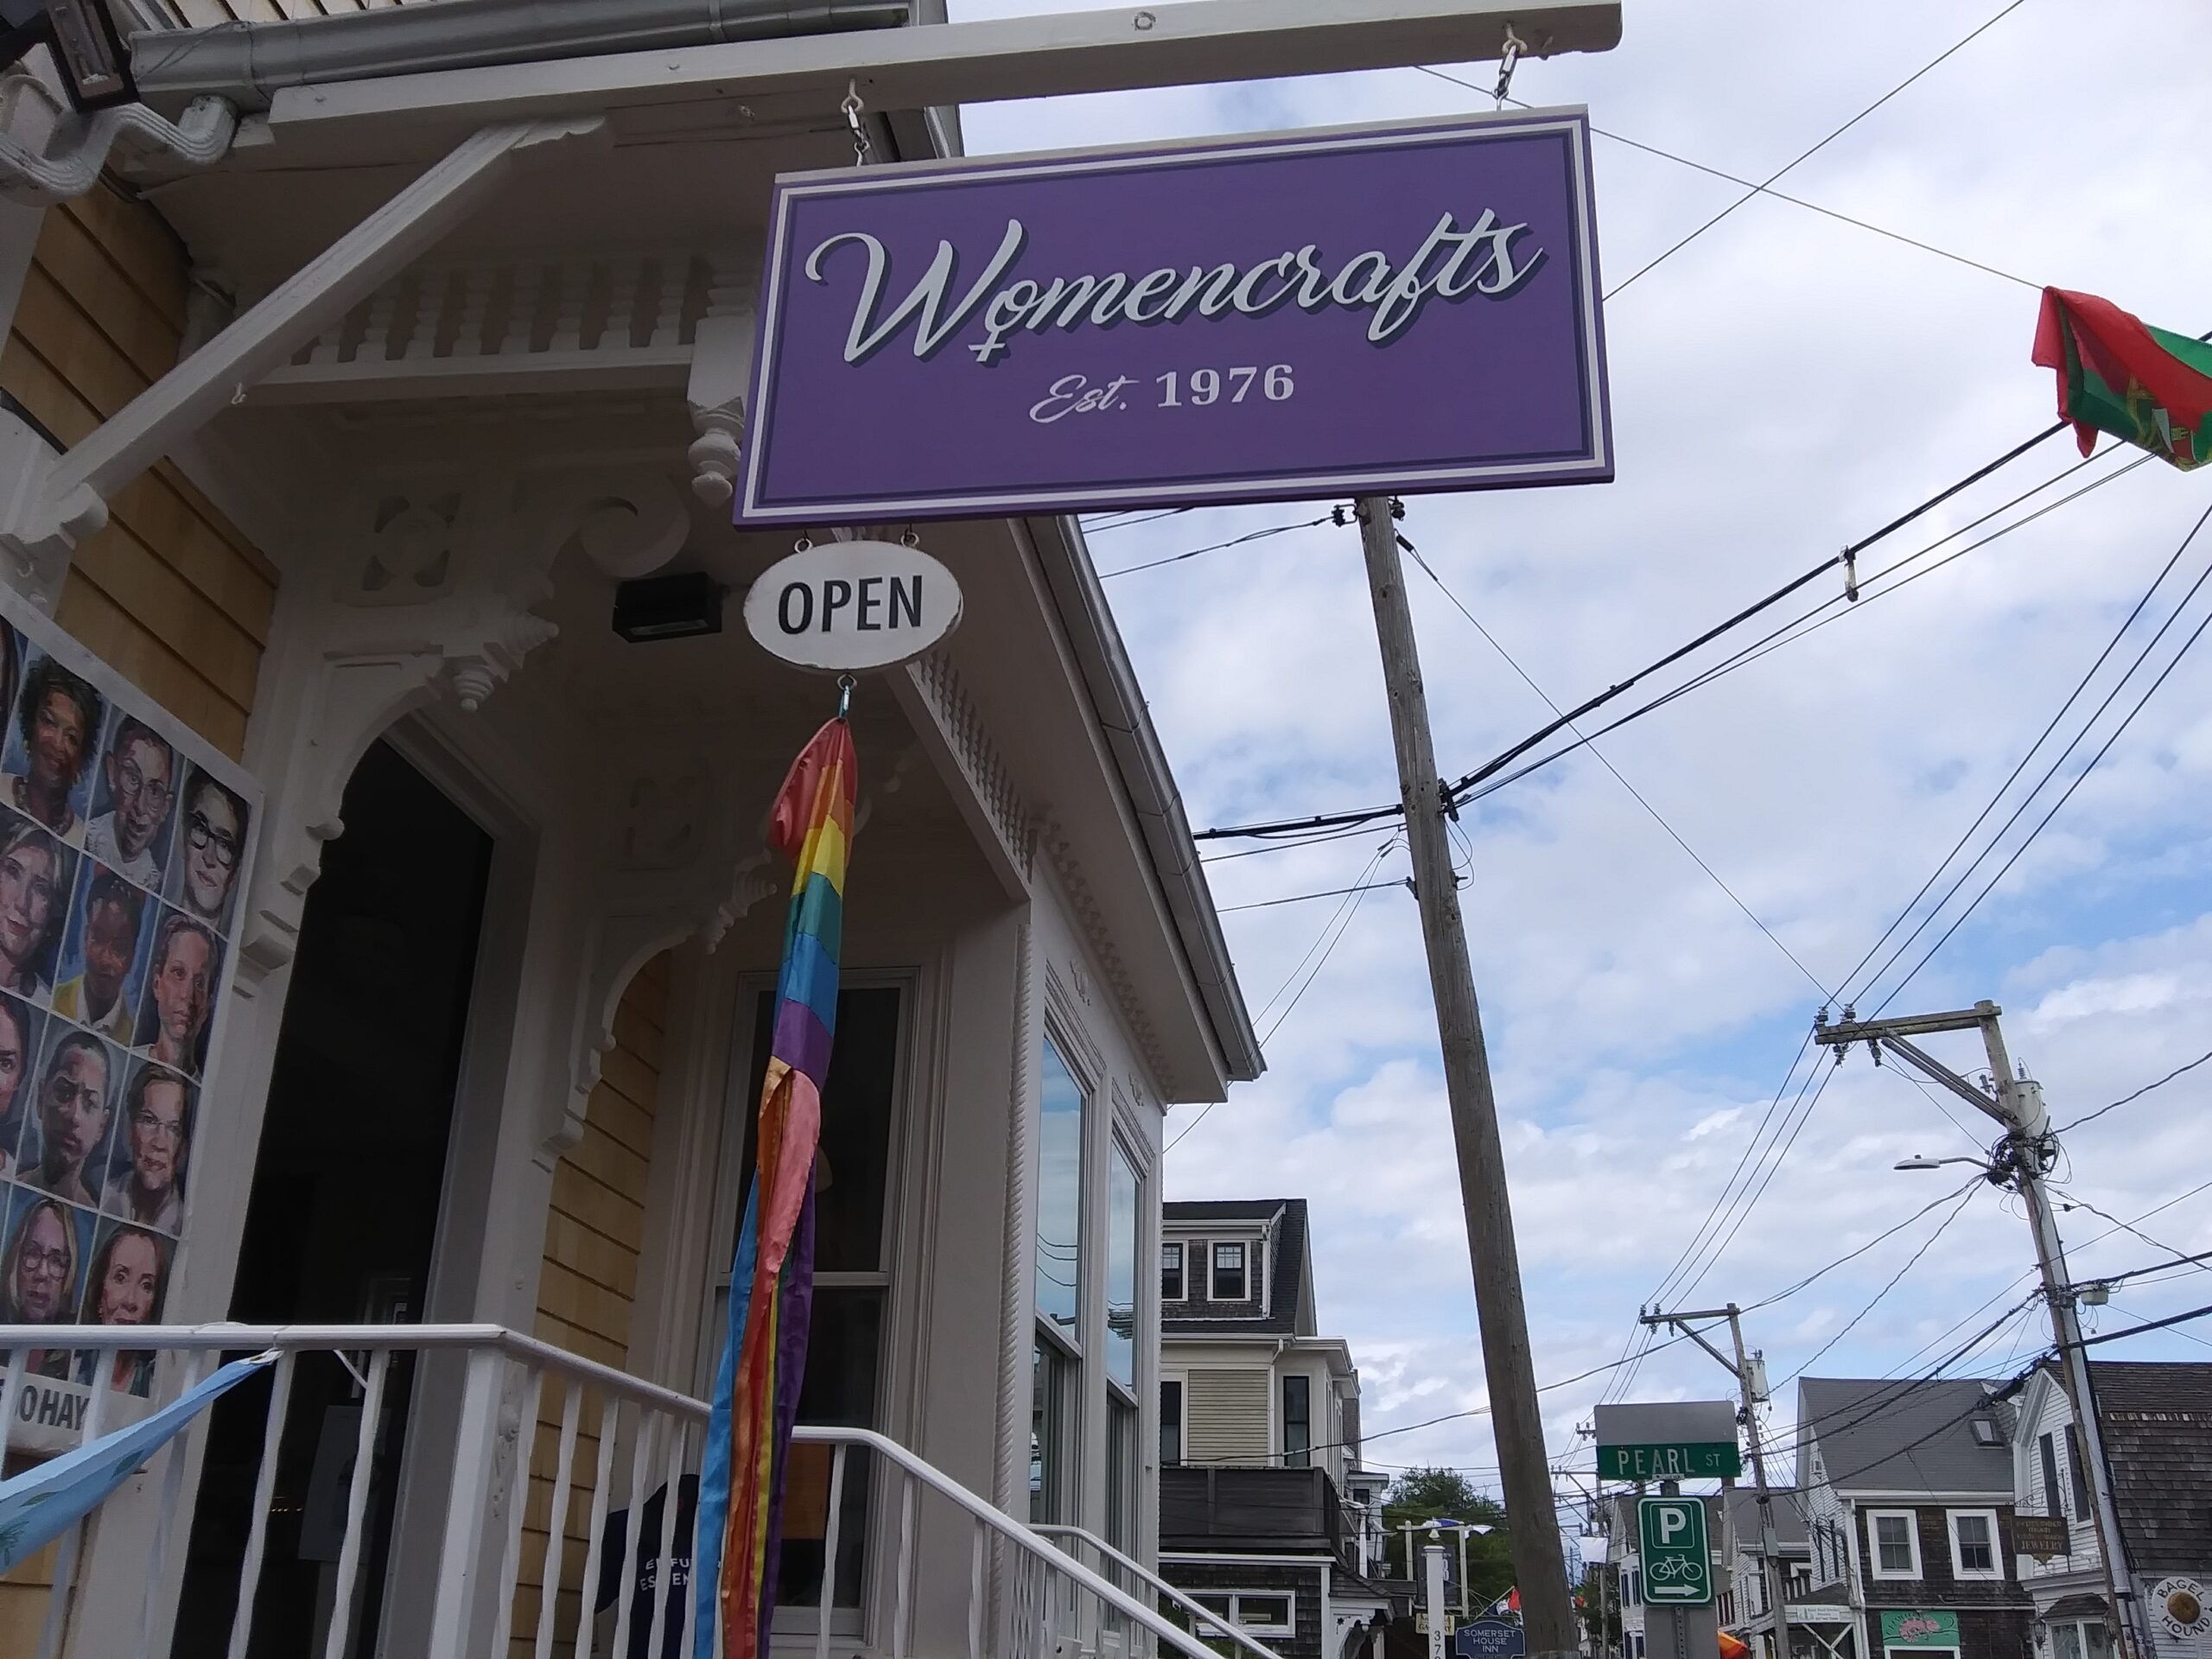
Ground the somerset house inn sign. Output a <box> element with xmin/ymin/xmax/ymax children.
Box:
<box><xmin>737</xmin><ymin>108</ymin><xmax>1611</xmax><ymax>524</ymax></box>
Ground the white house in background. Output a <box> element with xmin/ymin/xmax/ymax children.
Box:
<box><xmin>0</xmin><ymin>2</ymin><xmax>1266</xmax><ymax>1652</ymax></box>
<box><xmin>2000</xmin><ymin>1360</ymin><xmax>2212</xmax><ymax>1659</ymax></box>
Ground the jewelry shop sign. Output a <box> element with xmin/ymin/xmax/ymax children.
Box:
<box><xmin>738</xmin><ymin>108</ymin><xmax>1611</xmax><ymax>524</ymax></box>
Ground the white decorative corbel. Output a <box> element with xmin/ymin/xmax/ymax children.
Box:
<box><xmin>686</xmin><ymin>307</ymin><xmax>754</xmax><ymax>506</ymax></box>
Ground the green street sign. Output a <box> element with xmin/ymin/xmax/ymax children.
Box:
<box><xmin>1637</xmin><ymin>1497</ymin><xmax>1713</xmax><ymax>1605</ymax></box>
<box><xmin>1598</xmin><ymin>1441</ymin><xmax>1742</xmax><ymax>1482</ymax></box>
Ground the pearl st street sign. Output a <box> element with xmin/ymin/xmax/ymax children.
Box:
<box><xmin>737</xmin><ymin>108</ymin><xmax>1611</xmax><ymax>524</ymax></box>
<box><xmin>1597</xmin><ymin>1440</ymin><xmax>1743</xmax><ymax>1482</ymax></box>
<box><xmin>1637</xmin><ymin>1497</ymin><xmax>1713</xmax><ymax>1606</ymax></box>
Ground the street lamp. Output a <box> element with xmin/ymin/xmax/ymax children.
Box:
<box><xmin>1894</xmin><ymin>1155</ymin><xmax>1984</xmax><ymax>1172</ymax></box>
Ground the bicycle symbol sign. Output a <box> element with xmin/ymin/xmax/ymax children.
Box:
<box><xmin>1637</xmin><ymin>1498</ymin><xmax>1713</xmax><ymax>1605</ymax></box>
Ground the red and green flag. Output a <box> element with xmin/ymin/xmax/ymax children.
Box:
<box><xmin>2034</xmin><ymin>287</ymin><xmax>2212</xmax><ymax>470</ymax></box>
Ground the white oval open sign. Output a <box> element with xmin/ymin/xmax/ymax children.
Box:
<box><xmin>743</xmin><ymin>539</ymin><xmax>963</xmax><ymax>671</ymax></box>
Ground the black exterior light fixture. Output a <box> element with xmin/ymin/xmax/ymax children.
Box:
<box><xmin>1</xmin><ymin>0</ymin><xmax>136</xmax><ymax>112</ymax></box>
<box><xmin>613</xmin><ymin>571</ymin><xmax>723</xmax><ymax>643</ymax></box>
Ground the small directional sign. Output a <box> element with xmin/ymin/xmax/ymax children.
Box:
<box><xmin>1638</xmin><ymin>1497</ymin><xmax>1713</xmax><ymax>1605</ymax></box>
<box><xmin>1598</xmin><ymin>1441</ymin><xmax>1742</xmax><ymax>1482</ymax></box>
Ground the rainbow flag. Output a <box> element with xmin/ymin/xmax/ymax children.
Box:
<box><xmin>696</xmin><ymin>715</ymin><xmax>857</xmax><ymax>1659</ymax></box>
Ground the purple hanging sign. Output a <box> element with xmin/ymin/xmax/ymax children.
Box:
<box><xmin>737</xmin><ymin>108</ymin><xmax>1611</xmax><ymax>525</ymax></box>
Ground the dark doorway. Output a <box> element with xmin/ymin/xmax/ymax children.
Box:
<box><xmin>172</xmin><ymin>740</ymin><xmax>492</xmax><ymax>1659</ymax></box>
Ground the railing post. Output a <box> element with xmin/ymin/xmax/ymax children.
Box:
<box><xmin>427</xmin><ymin>1347</ymin><xmax>509</xmax><ymax>1659</ymax></box>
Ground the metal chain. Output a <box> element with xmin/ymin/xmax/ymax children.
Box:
<box><xmin>1493</xmin><ymin>26</ymin><xmax>1526</xmax><ymax>107</ymax></box>
<box><xmin>842</xmin><ymin>79</ymin><xmax>872</xmax><ymax>166</ymax></box>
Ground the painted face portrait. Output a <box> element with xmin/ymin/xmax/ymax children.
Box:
<box><xmin>37</xmin><ymin>1034</ymin><xmax>111</xmax><ymax>1188</ymax></box>
<box><xmin>177</xmin><ymin>774</ymin><xmax>245</xmax><ymax>925</ymax></box>
<box><xmin>104</xmin><ymin>728</ymin><xmax>175</xmax><ymax>862</ymax></box>
<box><xmin>0</xmin><ymin>821</ymin><xmax>60</xmax><ymax>990</ymax></box>
<box><xmin>90</xmin><ymin>1228</ymin><xmax>162</xmax><ymax>1325</ymax></box>
<box><xmin>0</xmin><ymin>996</ymin><xmax>29</xmax><ymax>1135</ymax></box>
<box><xmin>148</xmin><ymin>922</ymin><xmax>214</xmax><ymax>1065</ymax></box>
<box><xmin>127</xmin><ymin>1071</ymin><xmax>188</xmax><ymax>1205</ymax></box>
<box><xmin>79</xmin><ymin>887</ymin><xmax>142</xmax><ymax>1021</ymax></box>
<box><xmin>7</xmin><ymin>1201</ymin><xmax>74</xmax><ymax>1323</ymax></box>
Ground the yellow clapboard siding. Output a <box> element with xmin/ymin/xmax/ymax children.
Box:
<box><xmin>0</xmin><ymin>197</ymin><xmax>276</xmax><ymax>764</ymax></box>
<box><xmin>57</xmin><ymin>192</ymin><xmax>187</xmax><ymax>333</ymax></box>
<box><xmin>520</xmin><ymin>953</ymin><xmax>671</xmax><ymax>1658</ymax></box>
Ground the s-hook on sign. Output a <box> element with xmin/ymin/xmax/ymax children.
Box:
<box><xmin>736</xmin><ymin>109</ymin><xmax>1611</xmax><ymax>525</ymax></box>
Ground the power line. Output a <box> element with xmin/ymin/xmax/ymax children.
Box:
<box><xmin>2106</xmin><ymin>1302</ymin><xmax>2212</xmax><ymax>1352</ymax></box>
<box><xmin>1770</xmin><ymin>1182</ymin><xmax>1985</xmax><ymax>1388</ymax></box>
<box><xmin>1873</xmin><ymin>505</ymin><xmax>2212</xmax><ymax>1009</ymax></box>
<box><xmin>1218</xmin><ymin>878</ymin><xmax>1408</xmax><ymax>912</ymax></box>
<box><xmin>1099</xmin><ymin>513</ymin><xmax>1333</xmax><ymax>579</ymax></box>
<box><xmin>1599</xmin><ymin>0</ymin><xmax>2033</xmax><ymax>300</ymax></box>
<box><xmin>1741</xmin><ymin>1174</ymin><xmax>1986</xmax><ymax>1313</ymax></box>
<box><xmin>1673</xmin><ymin>1060</ymin><xmax>1839</xmax><ymax>1306</ymax></box>
<box><xmin>2073</xmin><ymin>1300</ymin><xmax>2212</xmax><ymax>1351</ymax></box>
<box><xmin>1414</xmin><ymin>71</ymin><xmax>2038</xmax><ymax>294</ymax></box>
<box><xmin>1837</xmin><ymin>479</ymin><xmax>2195</xmax><ymax>1001</ymax></box>
<box><xmin>2057</xmin><ymin>1046</ymin><xmax>2212</xmax><ymax>1133</ymax></box>
<box><xmin>1400</xmin><ymin>535</ymin><xmax>1832</xmax><ymax>999</ymax></box>
<box><xmin>2047</xmin><ymin>1187</ymin><xmax>2205</xmax><ymax>1277</ymax></box>
<box><xmin>1859</xmin><ymin>499</ymin><xmax>2212</xmax><ymax>1008</ymax></box>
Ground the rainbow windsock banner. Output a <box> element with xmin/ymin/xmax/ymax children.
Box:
<box><xmin>696</xmin><ymin>714</ymin><xmax>856</xmax><ymax>1659</ymax></box>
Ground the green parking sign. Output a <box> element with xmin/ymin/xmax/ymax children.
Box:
<box><xmin>1638</xmin><ymin>1497</ymin><xmax>1712</xmax><ymax>1605</ymax></box>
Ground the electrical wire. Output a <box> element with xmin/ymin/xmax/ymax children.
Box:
<box><xmin>2046</xmin><ymin>1187</ymin><xmax>2204</xmax><ymax>1276</ymax></box>
<box><xmin>1599</xmin><ymin>0</ymin><xmax>2033</xmax><ymax>300</ymax></box>
<box><xmin>2071</xmin><ymin>1300</ymin><xmax>2212</xmax><ymax>1351</ymax></box>
<box><xmin>1411</xmin><ymin>73</ymin><xmax>2042</xmax><ymax>296</ymax></box>
<box><xmin>1739</xmin><ymin>1175</ymin><xmax>1986</xmax><ymax>1313</ymax></box>
<box><xmin>1218</xmin><ymin>878</ymin><xmax>1408</xmax><ymax>912</ymax></box>
<box><xmin>1872</xmin><ymin>507</ymin><xmax>2212</xmax><ymax>1010</ymax></box>
<box><xmin>1857</xmin><ymin>499</ymin><xmax>2212</xmax><ymax>1008</ymax></box>
<box><xmin>1401</xmin><ymin>535</ymin><xmax>1832</xmax><ymax>999</ymax></box>
<box><xmin>2106</xmin><ymin>1302</ymin><xmax>2212</xmax><ymax>1352</ymax></box>
<box><xmin>1099</xmin><ymin>513</ymin><xmax>1334</xmax><ymax>579</ymax></box>
<box><xmin>1769</xmin><ymin>1182</ymin><xmax>1985</xmax><ymax>1389</ymax></box>
<box><xmin>2057</xmin><ymin>1046</ymin><xmax>2212</xmax><ymax>1133</ymax></box>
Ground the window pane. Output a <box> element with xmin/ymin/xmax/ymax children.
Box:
<box><xmin>2084</xmin><ymin>1623</ymin><xmax>2109</xmax><ymax>1659</ymax></box>
<box><xmin>773</xmin><ymin>1287</ymin><xmax>880</xmax><ymax>1609</ymax></box>
<box><xmin>1035</xmin><ymin>1043</ymin><xmax>1084</xmax><ymax>1333</ymax></box>
<box><xmin>1161</xmin><ymin>1379</ymin><xmax>1183</xmax><ymax>1465</ymax></box>
<box><xmin>1162</xmin><ymin>1242</ymin><xmax>1184</xmax><ymax>1300</ymax></box>
<box><xmin>2064</xmin><ymin>1426</ymin><xmax>2093</xmax><ymax>1519</ymax></box>
<box><xmin>2054</xmin><ymin>1626</ymin><xmax>2083</xmax><ymax>1659</ymax></box>
<box><xmin>1284</xmin><ymin>1374</ymin><xmax>1312</xmax><ymax>1468</ymax></box>
<box><xmin>1239</xmin><ymin>1595</ymin><xmax>1292</xmax><ymax>1631</ymax></box>
<box><xmin>1955</xmin><ymin>1514</ymin><xmax>1993</xmax><ymax>1570</ymax></box>
<box><xmin>1107</xmin><ymin>1145</ymin><xmax>1138</xmax><ymax>1388</ymax></box>
<box><xmin>1107</xmin><ymin>1396</ymin><xmax>1139</xmax><ymax>1549</ymax></box>
<box><xmin>735</xmin><ymin>987</ymin><xmax>900</xmax><ymax>1274</ymax></box>
<box><xmin>1031</xmin><ymin>1337</ymin><xmax>1073</xmax><ymax>1523</ymax></box>
<box><xmin>2039</xmin><ymin>1433</ymin><xmax>2064</xmax><ymax>1518</ymax></box>
<box><xmin>1213</xmin><ymin>1242</ymin><xmax>1246</xmax><ymax>1300</ymax></box>
<box><xmin>1876</xmin><ymin>1516</ymin><xmax>1912</xmax><ymax>1571</ymax></box>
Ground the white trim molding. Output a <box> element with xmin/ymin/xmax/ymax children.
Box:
<box><xmin>1946</xmin><ymin>1510</ymin><xmax>2003</xmax><ymax>1581</ymax></box>
<box><xmin>1865</xmin><ymin>1510</ymin><xmax>1922</xmax><ymax>1580</ymax></box>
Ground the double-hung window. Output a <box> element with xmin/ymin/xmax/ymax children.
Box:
<box><xmin>1282</xmin><ymin>1374</ymin><xmax>1312</xmax><ymax>1468</ymax></box>
<box><xmin>1948</xmin><ymin>1510</ymin><xmax>2000</xmax><ymax>1579</ymax></box>
<box><xmin>1193</xmin><ymin>1592</ymin><xmax>1294</xmax><ymax>1637</ymax></box>
<box><xmin>1031</xmin><ymin>1039</ymin><xmax>1086</xmax><ymax>1524</ymax></box>
<box><xmin>1212</xmin><ymin>1241</ymin><xmax>1247</xmax><ymax>1300</ymax></box>
<box><xmin>1867</xmin><ymin>1510</ymin><xmax>1921</xmax><ymax>1579</ymax></box>
<box><xmin>1161</xmin><ymin>1241</ymin><xmax>1185</xmax><ymax>1301</ymax></box>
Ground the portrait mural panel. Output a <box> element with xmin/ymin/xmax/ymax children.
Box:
<box><xmin>0</xmin><ymin>587</ymin><xmax>257</xmax><ymax>1432</ymax></box>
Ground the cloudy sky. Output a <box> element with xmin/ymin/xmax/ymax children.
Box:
<box><xmin>947</xmin><ymin>0</ymin><xmax>2212</xmax><ymax>1522</ymax></box>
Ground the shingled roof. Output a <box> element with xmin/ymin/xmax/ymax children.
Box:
<box><xmin>2088</xmin><ymin>1360</ymin><xmax>2212</xmax><ymax>1573</ymax></box>
<box><xmin>1163</xmin><ymin>1198</ymin><xmax>1308</xmax><ymax>1336</ymax></box>
<box><xmin>1797</xmin><ymin>1377</ymin><xmax>2012</xmax><ymax>1496</ymax></box>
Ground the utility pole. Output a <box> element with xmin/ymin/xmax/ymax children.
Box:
<box><xmin>1815</xmin><ymin>1000</ymin><xmax>2143</xmax><ymax>1659</ymax></box>
<box><xmin>1642</xmin><ymin>1304</ymin><xmax>1790</xmax><ymax>1659</ymax></box>
<box><xmin>1357</xmin><ymin>495</ymin><xmax>1573</xmax><ymax>1656</ymax></box>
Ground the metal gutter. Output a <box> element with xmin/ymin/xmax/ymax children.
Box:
<box><xmin>1027</xmin><ymin>512</ymin><xmax>1263</xmax><ymax>1087</ymax></box>
<box><xmin>130</xmin><ymin>0</ymin><xmax>911</xmax><ymax>111</ymax></box>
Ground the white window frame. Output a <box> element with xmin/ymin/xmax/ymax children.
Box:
<box><xmin>1195</xmin><ymin>1591</ymin><xmax>1296</xmax><ymax>1637</ymax></box>
<box><xmin>1866</xmin><ymin>1510</ymin><xmax>1922</xmax><ymax>1580</ymax></box>
<box><xmin>1160</xmin><ymin>1372</ymin><xmax>1185</xmax><ymax>1466</ymax></box>
<box><xmin>1162</xmin><ymin>1240</ymin><xmax>1185</xmax><ymax>1301</ymax></box>
<box><xmin>1211</xmin><ymin>1240</ymin><xmax>1249</xmax><ymax>1300</ymax></box>
<box><xmin>1946</xmin><ymin>1509</ymin><xmax>2001</xmax><ymax>1580</ymax></box>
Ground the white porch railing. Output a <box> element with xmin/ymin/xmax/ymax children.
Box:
<box><xmin>1032</xmin><ymin>1526</ymin><xmax>1286</xmax><ymax>1659</ymax></box>
<box><xmin>0</xmin><ymin>1324</ymin><xmax>1247</xmax><ymax>1659</ymax></box>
